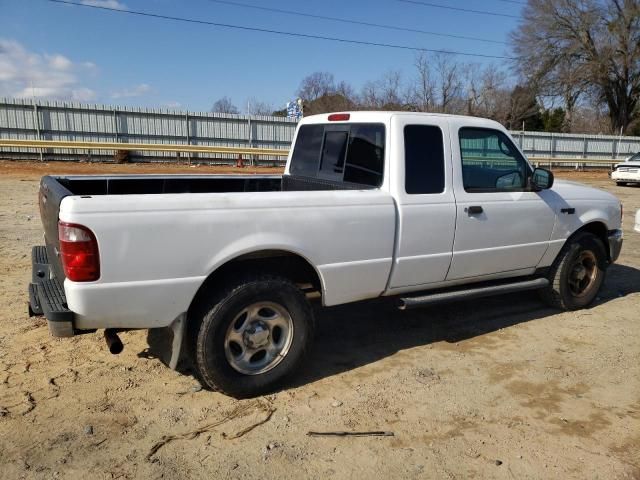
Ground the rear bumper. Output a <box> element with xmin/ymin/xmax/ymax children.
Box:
<box><xmin>28</xmin><ymin>246</ymin><xmax>79</xmax><ymax>337</ymax></box>
<box><xmin>611</xmin><ymin>171</ymin><xmax>640</xmax><ymax>182</ymax></box>
<box><xmin>607</xmin><ymin>229</ymin><xmax>623</xmax><ymax>263</ymax></box>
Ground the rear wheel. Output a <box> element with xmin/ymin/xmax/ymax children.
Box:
<box><xmin>616</xmin><ymin>181</ymin><xmax>627</xmax><ymax>186</ymax></box>
<box><xmin>540</xmin><ymin>232</ymin><xmax>607</xmax><ymax>310</ymax></box>
<box><xmin>191</xmin><ymin>274</ymin><xmax>314</xmax><ymax>398</ymax></box>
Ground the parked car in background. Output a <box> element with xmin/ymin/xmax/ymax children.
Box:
<box><xmin>635</xmin><ymin>210</ymin><xmax>640</xmax><ymax>233</ymax></box>
<box><xmin>612</xmin><ymin>152</ymin><xmax>640</xmax><ymax>186</ymax></box>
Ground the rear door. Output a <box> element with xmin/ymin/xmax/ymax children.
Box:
<box><xmin>446</xmin><ymin>124</ymin><xmax>556</xmax><ymax>280</ymax></box>
<box><xmin>388</xmin><ymin>114</ymin><xmax>456</xmax><ymax>289</ymax></box>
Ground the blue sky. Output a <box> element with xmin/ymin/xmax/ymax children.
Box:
<box><xmin>0</xmin><ymin>0</ymin><xmax>523</xmax><ymax>113</ymax></box>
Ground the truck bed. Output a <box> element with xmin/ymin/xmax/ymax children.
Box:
<box><xmin>39</xmin><ymin>174</ymin><xmax>282</xmax><ymax>283</ymax></box>
<box><xmin>38</xmin><ymin>173</ymin><xmax>378</xmax><ymax>285</ymax></box>
<box><xmin>54</xmin><ymin>174</ymin><xmax>283</xmax><ymax>195</ymax></box>
<box><xmin>51</xmin><ymin>173</ymin><xmax>373</xmax><ymax>196</ymax></box>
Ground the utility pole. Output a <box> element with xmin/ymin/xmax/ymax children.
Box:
<box><xmin>31</xmin><ymin>81</ymin><xmax>43</xmax><ymax>162</ymax></box>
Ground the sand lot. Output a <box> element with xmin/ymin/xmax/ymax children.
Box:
<box><xmin>0</xmin><ymin>161</ymin><xmax>638</xmax><ymax>479</ymax></box>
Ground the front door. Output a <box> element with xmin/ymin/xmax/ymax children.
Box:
<box><xmin>446</xmin><ymin>126</ymin><xmax>556</xmax><ymax>281</ymax></box>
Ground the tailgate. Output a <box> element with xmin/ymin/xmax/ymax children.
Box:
<box><xmin>38</xmin><ymin>176</ymin><xmax>72</xmax><ymax>282</ymax></box>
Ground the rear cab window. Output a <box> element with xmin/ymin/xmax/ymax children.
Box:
<box><xmin>290</xmin><ymin>123</ymin><xmax>385</xmax><ymax>187</ymax></box>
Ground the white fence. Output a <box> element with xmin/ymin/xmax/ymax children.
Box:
<box><xmin>0</xmin><ymin>98</ymin><xmax>296</xmax><ymax>163</ymax></box>
<box><xmin>1</xmin><ymin>98</ymin><xmax>639</xmax><ymax>164</ymax></box>
<box><xmin>512</xmin><ymin>131</ymin><xmax>639</xmax><ymax>161</ymax></box>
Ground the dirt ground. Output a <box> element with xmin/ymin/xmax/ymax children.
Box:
<box><xmin>0</xmin><ymin>160</ymin><xmax>638</xmax><ymax>479</ymax></box>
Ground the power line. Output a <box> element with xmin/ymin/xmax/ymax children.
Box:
<box><xmin>207</xmin><ymin>0</ymin><xmax>508</xmax><ymax>45</ymax></box>
<box><xmin>493</xmin><ymin>0</ymin><xmax>527</xmax><ymax>5</ymax></box>
<box><xmin>398</xmin><ymin>0</ymin><xmax>521</xmax><ymax>19</ymax></box>
<box><xmin>47</xmin><ymin>0</ymin><xmax>515</xmax><ymax>60</ymax></box>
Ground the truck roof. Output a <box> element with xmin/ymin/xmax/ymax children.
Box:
<box><xmin>300</xmin><ymin>111</ymin><xmax>506</xmax><ymax>130</ymax></box>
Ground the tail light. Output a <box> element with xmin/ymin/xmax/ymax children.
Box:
<box><xmin>58</xmin><ymin>222</ymin><xmax>100</xmax><ymax>282</ymax></box>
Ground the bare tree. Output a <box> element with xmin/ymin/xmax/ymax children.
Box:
<box><xmin>304</xmin><ymin>93</ymin><xmax>356</xmax><ymax>115</ymax></box>
<box><xmin>211</xmin><ymin>96</ymin><xmax>239</xmax><ymax>114</ymax></box>
<box><xmin>379</xmin><ymin>71</ymin><xmax>407</xmax><ymax>109</ymax></box>
<box><xmin>335</xmin><ymin>80</ymin><xmax>359</xmax><ymax>109</ymax></box>
<box><xmin>335</xmin><ymin>80</ymin><xmax>356</xmax><ymax>100</ymax></box>
<box><xmin>554</xmin><ymin>63</ymin><xmax>588</xmax><ymax>132</ymax></box>
<box><xmin>297</xmin><ymin>72</ymin><xmax>336</xmax><ymax>102</ymax></box>
<box><xmin>358</xmin><ymin>71</ymin><xmax>411</xmax><ymax>111</ymax></box>
<box><xmin>245</xmin><ymin>97</ymin><xmax>274</xmax><ymax>116</ymax></box>
<box><xmin>511</xmin><ymin>0</ymin><xmax>640</xmax><ymax>133</ymax></box>
<box><xmin>570</xmin><ymin>105</ymin><xmax>612</xmax><ymax>134</ymax></box>
<box><xmin>406</xmin><ymin>53</ymin><xmax>509</xmax><ymax>118</ymax></box>
<box><xmin>480</xmin><ymin>70</ymin><xmax>511</xmax><ymax>124</ymax></box>
<box><xmin>296</xmin><ymin>72</ymin><xmax>358</xmax><ymax>114</ymax></box>
<box><xmin>434</xmin><ymin>53</ymin><xmax>463</xmax><ymax>113</ymax></box>
<box><xmin>359</xmin><ymin>80</ymin><xmax>382</xmax><ymax>110</ymax></box>
<box><xmin>411</xmin><ymin>53</ymin><xmax>436</xmax><ymax>112</ymax></box>
<box><xmin>467</xmin><ymin>66</ymin><xmax>510</xmax><ymax>122</ymax></box>
<box><xmin>463</xmin><ymin>63</ymin><xmax>483</xmax><ymax>116</ymax></box>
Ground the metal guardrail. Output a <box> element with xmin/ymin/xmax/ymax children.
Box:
<box><xmin>530</xmin><ymin>157</ymin><xmax>618</xmax><ymax>169</ymax></box>
<box><xmin>0</xmin><ymin>138</ymin><xmax>290</xmax><ymax>157</ymax></box>
<box><xmin>3</xmin><ymin>98</ymin><xmax>640</xmax><ymax>163</ymax></box>
<box><xmin>0</xmin><ymin>139</ymin><xmax>623</xmax><ymax>169</ymax></box>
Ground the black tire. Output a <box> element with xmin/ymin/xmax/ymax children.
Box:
<box><xmin>191</xmin><ymin>274</ymin><xmax>314</xmax><ymax>398</ymax></box>
<box><xmin>539</xmin><ymin>232</ymin><xmax>607</xmax><ymax>311</ymax></box>
<box><xmin>616</xmin><ymin>181</ymin><xmax>627</xmax><ymax>186</ymax></box>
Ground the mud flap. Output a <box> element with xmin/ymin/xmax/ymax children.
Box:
<box><xmin>168</xmin><ymin>314</ymin><xmax>187</xmax><ymax>370</ymax></box>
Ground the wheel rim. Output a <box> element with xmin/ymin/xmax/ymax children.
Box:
<box><xmin>568</xmin><ymin>250</ymin><xmax>599</xmax><ymax>298</ymax></box>
<box><xmin>224</xmin><ymin>301</ymin><xmax>294</xmax><ymax>375</ymax></box>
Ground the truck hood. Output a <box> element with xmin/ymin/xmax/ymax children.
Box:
<box><xmin>551</xmin><ymin>179</ymin><xmax>619</xmax><ymax>203</ymax></box>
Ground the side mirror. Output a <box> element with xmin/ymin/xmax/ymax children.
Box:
<box><xmin>530</xmin><ymin>168</ymin><xmax>554</xmax><ymax>191</ymax></box>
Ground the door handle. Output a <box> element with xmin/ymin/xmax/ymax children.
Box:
<box><xmin>467</xmin><ymin>206</ymin><xmax>483</xmax><ymax>215</ymax></box>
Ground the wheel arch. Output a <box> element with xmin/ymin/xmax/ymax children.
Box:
<box><xmin>565</xmin><ymin>221</ymin><xmax>611</xmax><ymax>264</ymax></box>
<box><xmin>187</xmin><ymin>249</ymin><xmax>325</xmax><ymax>320</ymax></box>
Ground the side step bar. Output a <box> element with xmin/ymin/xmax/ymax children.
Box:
<box><xmin>397</xmin><ymin>277</ymin><xmax>549</xmax><ymax>310</ymax></box>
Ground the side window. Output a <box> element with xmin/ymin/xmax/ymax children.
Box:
<box><xmin>459</xmin><ymin>128</ymin><xmax>530</xmax><ymax>192</ymax></box>
<box><xmin>404</xmin><ymin>125</ymin><xmax>445</xmax><ymax>194</ymax></box>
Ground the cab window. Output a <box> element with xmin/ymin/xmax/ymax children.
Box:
<box><xmin>459</xmin><ymin>128</ymin><xmax>531</xmax><ymax>192</ymax></box>
<box><xmin>404</xmin><ymin>125</ymin><xmax>445</xmax><ymax>194</ymax></box>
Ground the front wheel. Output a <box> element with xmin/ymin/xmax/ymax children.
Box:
<box><xmin>192</xmin><ymin>275</ymin><xmax>314</xmax><ymax>398</ymax></box>
<box><xmin>616</xmin><ymin>181</ymin><xmax>627</xmax><ymax>186</ymax></box>
<box><xmin>540</xmin><ymin>232</ymin><xmax>607</xmax><ymax>310</ymax></box>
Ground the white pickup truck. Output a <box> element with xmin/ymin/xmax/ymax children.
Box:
<box><xmin>29</xmin><ymin>112</ymin><xmax>623</xmax><ymax>397</ymax></box>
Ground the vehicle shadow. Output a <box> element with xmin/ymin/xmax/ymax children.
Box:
<box><xmin>141</xmin><ymin>263</ymin><xmax>640</xmax><ymax>389</ymax></box>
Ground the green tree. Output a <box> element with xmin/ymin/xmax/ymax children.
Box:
<box><xmin>542</xmin><ymin>108</ymin><xmax>566</xmax><ymax>132</ymax></box>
